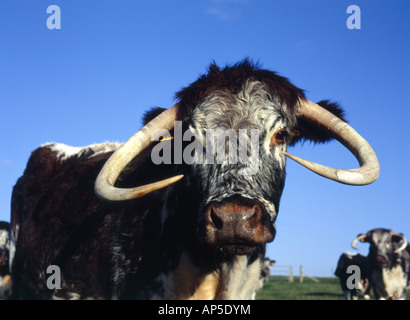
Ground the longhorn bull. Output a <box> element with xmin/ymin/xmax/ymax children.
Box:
<box><xmin>10</xmin><ymin>59</ymin><xmax>379</xmax><ymax>299</ymax></box>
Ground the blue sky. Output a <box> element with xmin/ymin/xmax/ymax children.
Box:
<box><xmin>0</xmin><ymin>0</ymin><xmax>409</xmax><ymax>277</ymax></box>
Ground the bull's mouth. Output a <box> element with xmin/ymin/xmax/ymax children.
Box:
<box><xmin>217</xmin><ymin>244</ymin><xmax>258</xmax><ymax>255</ymax></box>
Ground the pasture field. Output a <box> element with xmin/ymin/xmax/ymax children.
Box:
<box><xmin>255</xmin><ymin>276</ymin><xmax>410</xmax><ymax>300</ymax></box>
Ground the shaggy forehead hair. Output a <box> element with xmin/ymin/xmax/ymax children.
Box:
<box><xmin>175</xmin><ymin>59</ymin><xmax>305</xmax><ymax>123</ymax></box>
<box><xmin>190</xmin><ymin>79</ymin><xmax>296</xmax><ymax>133</ymax></box>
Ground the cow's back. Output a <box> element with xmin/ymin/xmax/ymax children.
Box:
<box><xmin>10</xmin><ymin>143</ymin><xmax>122</xmax><ymax>299</ymax></box>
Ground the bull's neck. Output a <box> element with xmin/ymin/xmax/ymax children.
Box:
<box><xmin>155</xmin><ymin>249</ymin><xmax>263</xmax><ymax>300</ymax></box>
<box><xmin>153</xmin><ymin>189</ymin><xmax>264</xmax><ymax>299</ymax></box>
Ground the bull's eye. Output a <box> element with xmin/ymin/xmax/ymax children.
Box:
<box><xmin>271</xmin><ymin>129</ymin><xmax>288</xmax><ymax>146</ymax></box>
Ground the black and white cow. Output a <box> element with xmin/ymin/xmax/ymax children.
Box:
<box><xmin>352</xmin><ymin>228</ymin><xmax>410</xmax><ymax>300</ymax></box>
<box><xmin>0</xmin><ymin>221</ymin><xmax>12</xmax><ymax>299</ymax></box>
<box><xmin>10</xmin><ymin>59</ymin><xmax>379</xmax><ymax>299</ymax></box>
<box><xmin>261</xmin><ymin>258</ymin><xmax>276</xmax><ymax>279</ymax></box>
<box><xmin>335</xmin><ymin>252</ymin><xmax>370</xmax><ymax>300</ymax></box>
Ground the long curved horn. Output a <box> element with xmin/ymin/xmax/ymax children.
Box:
<box><xmin>391</xmin><ymin>232</ymin><xmax>408</xmax><ymax>253</ymax></box>
<box><xmin>95</xmin><ymin>104</ymin><xmax>183</xmax><ymax>201</ymax></box>
<box><xmin>351</xmin><ymin>234</ymin><xmax>367</xmax><ymax>250</ymax></box>
<box><xmin>284</xmin><ymin>98</ymin><xmax>380</xmax><ymax>186</ymax></box>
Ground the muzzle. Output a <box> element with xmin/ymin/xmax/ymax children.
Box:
<box><xmin>199</xmin><ymin>197</ymin><xmax>275</xmax><ymax>255</ymax></box>
<box><xmin>376</xmin><ymin>255</ymin><xmax>388</xmax><ymax>266</ymax></box>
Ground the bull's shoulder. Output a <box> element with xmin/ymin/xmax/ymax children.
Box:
<box><xmin>11</xmin><ymin>142</ymin><xmax>122</xmax><ymax>220</ymax></box>
<box><xmin>20</xmin><ymin>142</ymin><xmax>120</xmax><ymax>176</ymax></box>
<box><xmin>41</xmin><ymin>142</ymin><xmax>122</xmax><ymax>161</ymax></box>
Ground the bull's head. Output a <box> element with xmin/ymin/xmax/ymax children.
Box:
<box><xmin>352</xmin><ymin>229</ymin><xmax>408</xmax><ymax>267</ymax></box>
<box><xmin>95</xmin><ymin>60</ymin><xmax>380</xmax><ymax>255</ymax></box>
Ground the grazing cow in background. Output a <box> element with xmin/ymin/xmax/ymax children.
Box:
<box><xmin>335</xmin><ymin>252</ymin><xmax>370</xmax><ymax>300</ymax></box>
<box><xmin>261</xmin><ymin>258</ymin><xmax>276</xmax><ymax>279</ymax></box>
<box><xmin>0</xmin><ymin>221</ymin><xmax>12</xmax><ymax>299</ymax></box>
<box><xmin>352</xmin><ymin>228</ymin><xmax>410</xmax><ymax>300</ymax></box>
<box><xmin>10</xmin><ymin>59</ymin><xmax>379</xmax><ymax>299</ymax></box>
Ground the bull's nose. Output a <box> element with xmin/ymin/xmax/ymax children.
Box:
<box><xmin>203</xmin><ymin>199</ymin><xmax>274</xmax><ymax>248</ymax></box>
<box><xmin>376</xmin><ymin>255</ymin><xmax>387</xmax><ymax>266</ymax></box>
<box><xmin>209</xmin><ymin>203</ymin><xmax>262</xmax><ymax>232</ymax></box>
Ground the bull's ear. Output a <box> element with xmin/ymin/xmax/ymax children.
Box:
<box><xmin>392</xmin><ymin>233</ymin><xmax>405</xmax><ymax>244</ymax></box>
<box><xmin>142</xmin><ymin>107</ymin><xmax>167</xmax><ymax>125</ymax></box>
<box><xmin>289</xmin><ymin>100</ymin><xmax>346</xmax><ymax>146</ymax></box>
<box><xmin>357</xmin><ymin>233</ymin><xmax>369</xmax><ymax>243</ymax></box>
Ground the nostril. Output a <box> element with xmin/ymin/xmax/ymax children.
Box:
<box><xmin>246</xmin><ymin>205</ymin><xmax>262</xmax><ymax>229</ymax></box>
<box><xmin>210</xmin><ymin>207</ymin><xmax>223</xmax><ymax>229</ymax></box>
<box><xmin>376</xmin><ymin>255</ymin><xmax>387</xmax><ymax>265</ymax></box>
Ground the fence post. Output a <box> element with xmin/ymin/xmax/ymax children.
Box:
<box><xmin>299</xmin><ymin>265</ymin><xmax>303</xmax><ymax>283</ymax></box>
<box><xmin>289</xmin><ymin>265</ymin><xmax>293</xmax><ymax>283</ymax></box>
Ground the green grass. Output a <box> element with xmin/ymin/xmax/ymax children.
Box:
<box><xmin>256</xmin><ymin>275</ymin><xmax>410</xmax><ymax>300</ymax></box>
<box><xmin>256</xmin><ymin>276</ymin><xmax>344</xmax><ymax>300</ymax></box>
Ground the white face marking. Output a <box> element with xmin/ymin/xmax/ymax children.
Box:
<box><xmin>191</xmin><ymin>80</ymin><xmax>292</xmax><ymax>160</ymax></box>
<box><xmin>190</xmin><ymin>80</ymin><xmax>292</xmax><ymax>179</ymax></box>
<box><xmin>263</xmin><ymin>119</ymin><xmax>288</xmax><ymax>169</ymax></box>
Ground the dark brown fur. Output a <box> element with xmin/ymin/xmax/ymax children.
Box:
<box><xmin>10</xmin><ymin>59</ymin><xmax>349</xmax><ymax>299</ymax></box>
